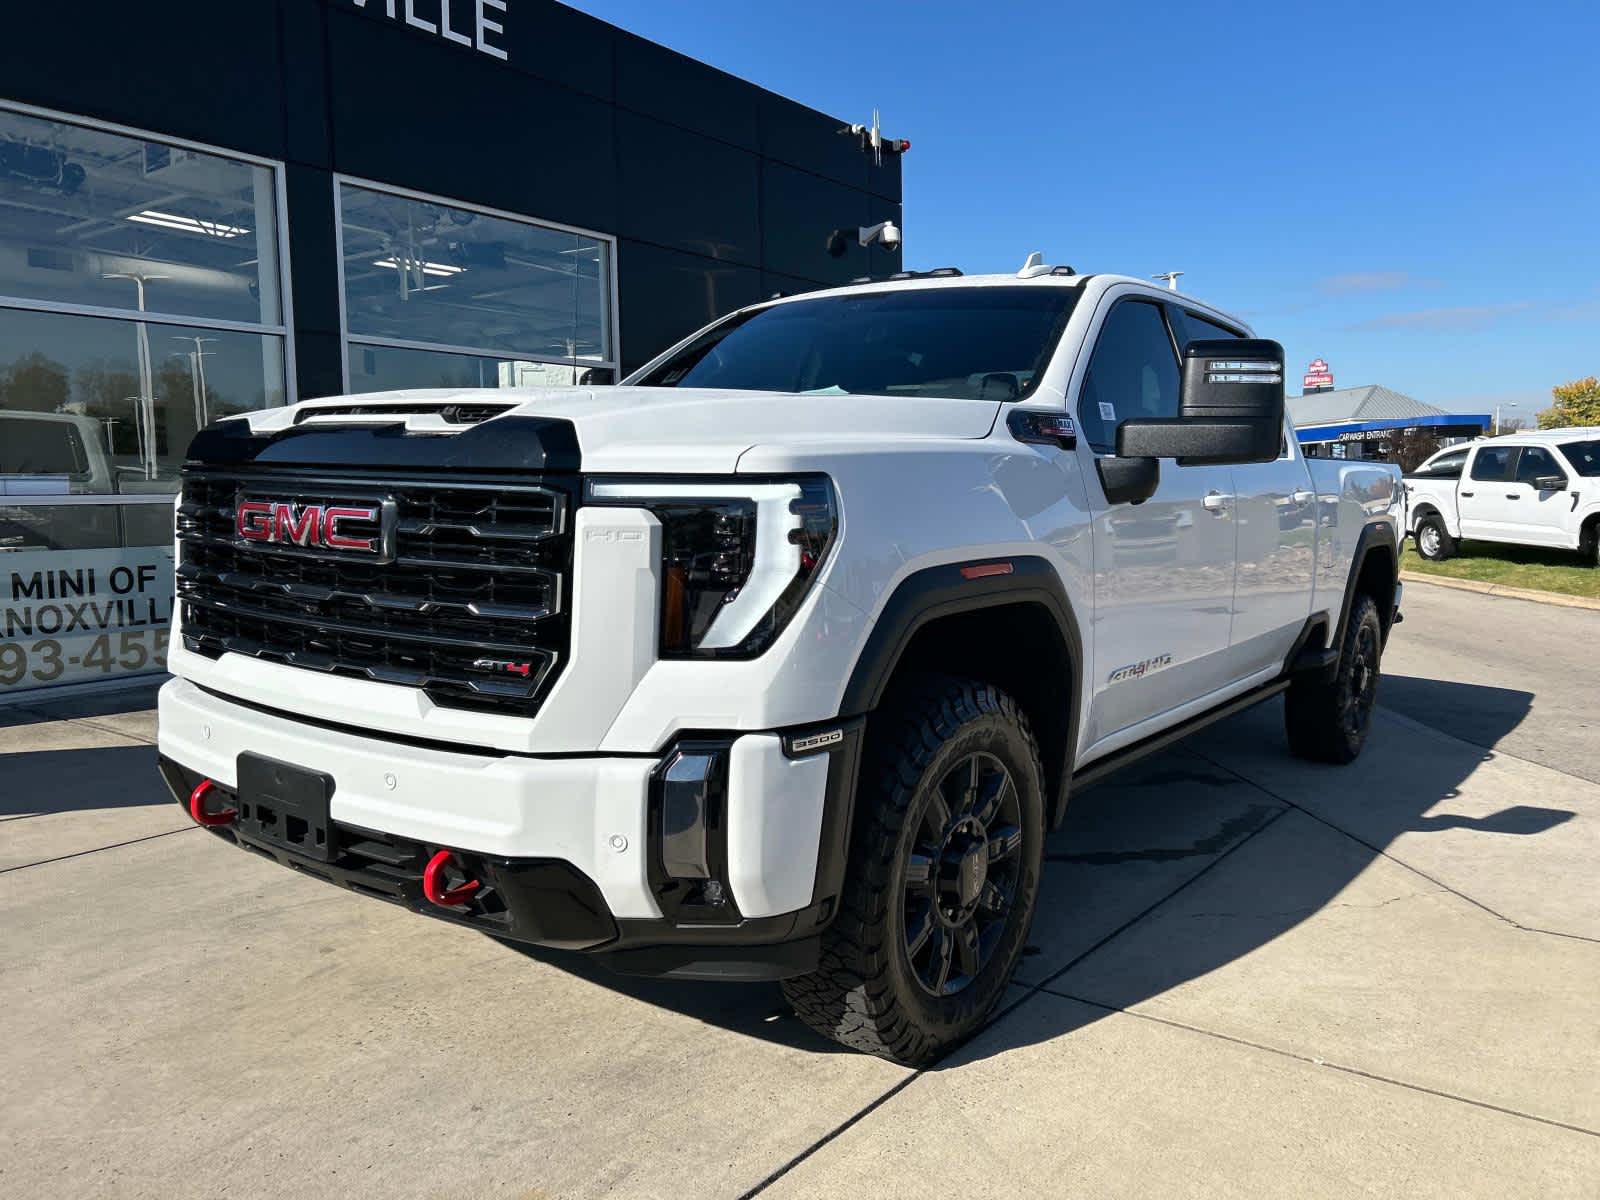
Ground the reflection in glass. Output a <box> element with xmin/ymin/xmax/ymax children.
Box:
<box><xmin>0</xmin><ymin>307</ymin><xmax>285</xmax><ymax>494</ymax></box>
<box><xmin>0</xmin><ymin>109</ymin><xmax>282</xmax><ymax>325</ymax></box>
<box><xmin>339</xmin><ymin>182</ymin><xmax>610</xmax><ymax>363</ymax></box>
<box><xmin>348</xmin><ymin>342</ymin><xmax>614</xmax><ymax>394</ymax></box>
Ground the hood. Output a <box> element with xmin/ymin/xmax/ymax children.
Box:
<box><xmin>238</xmin><ymin>386</ymin><xmax>1001</xmax><ymax>475</ymax></box>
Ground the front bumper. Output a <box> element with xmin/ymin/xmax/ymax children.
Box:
<box><xmin>157</xmin><ymin>678</ymin><xmax>858</xmax><ymax>979</ymax></box>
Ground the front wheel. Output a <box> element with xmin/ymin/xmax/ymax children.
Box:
<box><xmin>783</xmin><ymin>677</ymin><xmax>1045</xmax><ymax>1065</ymax></box>
<box><xmin>1284</xmin><ymin>594</ymin><xmax>1384</xmax><ymax>764</ymax></box>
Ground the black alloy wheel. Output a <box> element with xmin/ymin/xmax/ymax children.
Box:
<box><xmin>902</xmin><ymin>752</ymin><xmax>1023</xmax><ymax>997</ymax></box>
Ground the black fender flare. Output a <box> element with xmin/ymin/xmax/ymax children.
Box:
<box><xmin>1333</xmin><ymin>519</ymin><xmax>1400</xmax><ymax>662</ymax></box>
<box><xmin>838</xmin><ymin>555</ymin><xmax>1085</xmax><ymax>826</ymax></box>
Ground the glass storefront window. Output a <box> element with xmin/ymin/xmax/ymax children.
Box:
<box><xmin>0</xmin><ymin>110</ymin><xmax>282</xmax><ymax>326</ymax></box>
<box><xmin>0</xmin><ymin>308</ymin><xmax>286</xmax><ymax>492</ymax></box>
<box><xmin>0</xmin><ymin>104</ymin><xmax>289</xmax><ymax>698</ymax></box>
<box><xmin>337</xmin><ymin>180</ymin><xmax>615</xmax><ymax>393</ymax></box>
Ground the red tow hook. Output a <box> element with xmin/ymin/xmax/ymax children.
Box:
<box><xmin>423</xmin><ymin>849</ymin><xmax>480</xmax><ymax>908</ymax></box>
<box><xmin>188</xmin><ymin>779</ymin><xmax>237</xmax><ymax>828</ymax></box>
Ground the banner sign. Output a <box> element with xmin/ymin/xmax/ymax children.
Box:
<box><xmin>1</xmin><ymin>546</ymin><xmax>174</xmax><ymax>692</ymax></box>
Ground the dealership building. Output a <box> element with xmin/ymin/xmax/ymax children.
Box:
<box><xmin>1291</xmin><ymin>385</ymin><xmax>1491</xmax><ymax>460</ymax></box>
<box><xmin>0</xmin><ymin>0</ymin><xmax>904</xmax><ymax>699</ymax></box>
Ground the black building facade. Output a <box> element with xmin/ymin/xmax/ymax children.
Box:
<box><xmin>0</xmin><ymin>0</ymin><xmax>903</xmax><ymax>698</ymax></box>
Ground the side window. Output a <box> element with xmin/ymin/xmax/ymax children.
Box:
<box><xmin>1469</xmin><ymin>445</ymin><xmax>1515</xmax><ymax>481</ymax></box>
<box><xmin>1078</xmin><ymin>301</ymin><xmax>1180</xmax><ymax>454</ymax></box>
<box><xmin>1417</xmin><ymin>449</ymin><xmax>1467</xmax><ymax>479</ymax></box>
<box><xmin>1170</xmin><ymin>308</ymin><xmax>1244</xmax><ymax>350</ymax></box>
<box><xmin>1515</xmin><ymin>446</ymin><xmax>1561</xmax><ymax>484</ymax></box>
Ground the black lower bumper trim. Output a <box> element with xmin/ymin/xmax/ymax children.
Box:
<box><xmin>157</xmin><ymin>753</ymin><xmax>830</xmax><ymax>980</ymax></box>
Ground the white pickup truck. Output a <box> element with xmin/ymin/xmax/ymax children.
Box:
<box><xmin>156</xmin><ymin>267</ymin><xmax>1404</xmax><ymax>1063</ymax></box>
<box><xmin>1404</xmin><ymin>429</ymin><xmax>1600</xmax><ymax>565</ymax></box>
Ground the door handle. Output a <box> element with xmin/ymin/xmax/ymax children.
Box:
<box><xmin>1505</xmin><ymin>494</ymin><xmax>1521</xmax><ymax>500</ymax></box>
<box><xmin>1202</xmin><ymin>491</ymin><xmax>1233</xmax><ymax>514</ymax></box>
<box><xmin>1460</xmin><ymin>490</ymin><xmax>1475</xmax><ymax>498</ymax></box>
<box><xmin>1292</xmin><ymin>489</ymin><xmax>1315</xmax><ymax>505</ymax></box>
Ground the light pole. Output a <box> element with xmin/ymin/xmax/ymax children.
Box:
<box><xmin>171</xmin><ymin>336</ymin><xmax>218</xmax><ymax>428</ymax></box>
<box><xmin>103</xmin><ymin>271</ymin><xmax>169</xmax><ymax>480</ymax></box>
<box><xmin>1493</xmin><ymin>402</ymin><xmax>1526</xmax><ymax>436</ymax></box>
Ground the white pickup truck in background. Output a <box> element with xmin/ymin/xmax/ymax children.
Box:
<box><xmin>1404</xmin><ymin>429</ymin><xmax>1600</xmax><ymax>565</ymax></box>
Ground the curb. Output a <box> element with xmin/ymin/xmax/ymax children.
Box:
<box><xmin>1399</xmin><ymin>570</ymin><xmax>1600</xmax><ymax>612</ymax></box>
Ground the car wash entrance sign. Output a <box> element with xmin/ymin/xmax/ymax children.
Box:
<box><xmin>1</xmin><ymin>546</ymin><xmax>173</xmax><ymax>692</ymax></box>
<box><xmin>348</xmin><ymin>0</ymin><xmax>510</xmax><ymax>61</ymax></box>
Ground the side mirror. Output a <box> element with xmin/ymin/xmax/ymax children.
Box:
<box><xmin>1533</xmin><ymin>474</ymin><xmax>1567</xmax><ymax>492</ymax></box>
<box><xmin>1115</xmin><ymin>339</ymin><xmax>1286</xmax><ymax>466</ymax></box>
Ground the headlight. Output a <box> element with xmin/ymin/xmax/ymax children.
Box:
<box><xmin>584</xmin><ymin>475</ymin><xmax>837</xmax><ymax>658</ymax></box>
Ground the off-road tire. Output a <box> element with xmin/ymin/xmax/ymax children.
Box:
<box><xmin>782</xmin><ymin>676</ymin><xmax>1045</xmax><ymax>1065</ymax></box>
<box><xmin>1414</xmin><ymin>515</ymin><xmax>1455</xmax><ymax>561</ymax></box>
<box><xmin>1284</xmin><ymin>594</ymin><xmax>1383</xmax><ymax>764</ymax></box>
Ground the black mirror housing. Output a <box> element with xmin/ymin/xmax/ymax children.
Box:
<box><xmin>1116</xmin><ymin>338</ymin><xmax>1286</xmax><ymax>466</ymax></box>
<box><xmin>1533</xmin><ymin>474</ymin><xmax>1568</xmax><ymax>492</ymax></box>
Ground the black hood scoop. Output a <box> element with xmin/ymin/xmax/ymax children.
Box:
<box><xmin>185</xmin><ymin>413</ymin><xmax>581</xmax><ymax>474</ymax></box>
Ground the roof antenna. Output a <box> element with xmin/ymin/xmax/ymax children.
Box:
<box><xmin>1017</xmin><ymin>251</ymin><xmax>1052</xmax><ymax>278</ymax></box>
<box><xmin>1152</xmin><ymin>271</ymin><xmax>1184</xmax><ymax>291</ymax></box>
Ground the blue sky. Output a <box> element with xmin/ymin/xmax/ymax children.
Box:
<box><xmin>573</xmin><ymin>0</ymin><xmax>1598</xmax><ymax>419</ymax></box>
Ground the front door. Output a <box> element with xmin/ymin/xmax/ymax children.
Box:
<box><xmin>1073</xmin><ymin>293</ymin><xmax>1238</xmax><ymax>753</ymax></box>
<box><xmin>1506</xmin><ymin>445</ymin><xmax>1573</xmax><ymax>546</ymax></box>
<box><xmin>1168</xmin><ymin>305</ymin><xmax>1314</xmax><ymax>675</ymax></box>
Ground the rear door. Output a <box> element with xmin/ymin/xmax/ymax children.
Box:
<box><xmin>1170</xmin><ymin>306</ymin><xmax>1313</xmax><ymax>676</ymax></box>
<box><xmin>1458</xmin><ymin>443</ymin><xmax>1516</xmax><ymax>539</ymax></box>
<box><xmin>1073</xmin><ymin>291</ymin><xmax>1238</xmax><ymax>752</ymax></box>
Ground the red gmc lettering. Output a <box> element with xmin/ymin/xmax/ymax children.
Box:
<box><xmin>236</xmin><ymin>500</ymin><xmax>275</xmax><ymax>541</ymax></box>
<box><xmin>236</xmin><ymin>501</ymin><xmax>380</xmax><ymax>553</ymax></box>
<box><xmin>274</xmin><ymin>504</ymin><xmax>321</xmax><ymax>546</ymax></box>
<box><xmin>323</xmin><ymin>506</ymin><xmax>380</xmax><ymax>552</ymax></box>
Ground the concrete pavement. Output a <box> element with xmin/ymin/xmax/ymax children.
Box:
<box><xmin>2</xmin><ymin>582</ymin><xmax>1597</xmax><ymax>1197</ymax></box>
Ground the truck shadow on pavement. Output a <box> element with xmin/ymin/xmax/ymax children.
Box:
<box><xmin>510</xmin><ymin>672</ymin><xmax>1575</xmax><ymax>1064</ymax></box>
<box><xmin>2</xmin><ymin>746</ymin><xmax>169</xmax><ymax>818</ymax></box>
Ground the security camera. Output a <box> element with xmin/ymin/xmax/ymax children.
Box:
<box><xmin>860</xmin><ymin>220</ymin><xmax>901</xmax><ymax>250</ymax></box>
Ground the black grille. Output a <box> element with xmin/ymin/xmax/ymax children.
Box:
<box><xmin>176</xmin><ymin>470</ymin><xmax>571</xmax><ymax>716</ymax></box>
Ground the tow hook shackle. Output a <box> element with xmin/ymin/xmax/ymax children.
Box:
<box><xmin>188</xmin><ymin>779</ymin><xmax>237</xmax><ymax>828</ymax></box>
<box><xmin>423</xmin><ymin>849</ymin><xmax>480</xmax><ymax>908</ymax></box>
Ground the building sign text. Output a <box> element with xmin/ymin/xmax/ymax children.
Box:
<box><xmin>350</xmin><ymin>0</ymin><xmax>509</xmax><ymax>62</ymax></box>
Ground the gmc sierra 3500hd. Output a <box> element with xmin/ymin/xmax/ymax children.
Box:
<box><xmin>156</xmin><ymin>265</ymin><xmax>1404</xmax><ymax>1064</ymax></box>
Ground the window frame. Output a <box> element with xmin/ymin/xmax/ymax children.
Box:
<box><xmin>1415</xmin><ymin>448</ymin><xmax>1469</xmax><ymax>479</ymax></box>
<box><xmin>332</xmin><ymin>175</ymin><xmax>621</xmax><ymax>393</ymax></box>
<box><xmin>1073</xmin><ymin>295</ymin><xmax>1184</xmax><ymax>455</ymax></box>
<box><xmin>1513</xmin><ymin>445</ymin><xmax>1564</xmax><ymax>485</ymax></box>
<box><xmin>0</xmin><ymin>98</ymin><xmax>296</xmax><ymax>510</ymax></box>
<box><xmin>1468</xmin><ymin>444</ymin><xmax>1516</xmax><ymax>482</ymax></box>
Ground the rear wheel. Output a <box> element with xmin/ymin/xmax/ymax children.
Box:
<box><xmin>782</xmin><ymin>676</ymin><xmax>1045</xmax><ymax>1065</ymax></box>
<box><xmin>1285</xmin><ymin>594</ymin><xmax>1383</xmax><ymax>765</ymax></box>
<box><xmin>1414</xmin><ymin>514</ymin><xmax>1455</xmax><ymax>561</ymax></box>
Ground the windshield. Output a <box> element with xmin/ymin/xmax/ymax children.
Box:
<box><xmin>634</xmin><ymin>286</ymin><xmax>1079</xmax><ymax>402</ymax></box>
<box><xmin>1559</xmin><ymin>440</ymin><xmax>1600</xmax><ymax>476</ymax></box>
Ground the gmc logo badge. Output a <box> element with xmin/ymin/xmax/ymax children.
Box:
<box><xmin>235</xmin><ymin>498</ymin><xmax>394</xmax><ymax>560</ymax></box>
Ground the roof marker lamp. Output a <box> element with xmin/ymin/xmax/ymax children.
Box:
<box><xmin>584</xmin><ymin>476</ymin><xmax>837</xmax><ymax>658</ymax></box>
